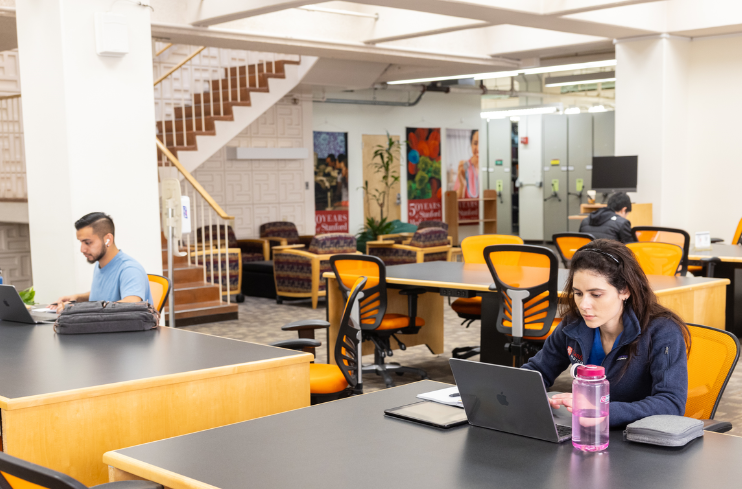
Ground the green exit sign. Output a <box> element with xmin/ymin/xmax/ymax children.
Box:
<box><xmin>495</xmin><ymin>159</ymin><xmax>503</xmax><ymax>166</ymax></box>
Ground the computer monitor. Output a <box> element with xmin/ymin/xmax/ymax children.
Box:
<box><xmin>591</xmin><ymin>156</ymin><xmax>638</xmax><ymax>193</ymax></box>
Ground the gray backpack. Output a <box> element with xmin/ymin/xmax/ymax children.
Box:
<box><xmin>54</xmin><ymin>301</ymin><xmax>159</xmax><ymax>334</ymax></box>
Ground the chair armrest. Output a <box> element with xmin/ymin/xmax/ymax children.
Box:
<box><xmin>395</xmin><ymin>244</ymin><xmax>451</xmax><ymax>253</ymax></box>
<box><xmin>710</xmin><ymin>237</ymin><xmax>724</xmax><ymax>244</ymax></box>
<box><xmin>702</xmin><ymin>419</ymin><xmax>732</xmax><ymax>433</ymax></box>
<box><xmin>377</xmin><ymin>233</ymin><xmax>402</xmax><ymax>241</ymax></box>
<box><xmin>273</xmin><ymin>244</ymin><xmax>306</xmax><ymax>251</ymax></box>
<box><xmin>265</xmin><ymin>237</ymin><xmax>288</xmax><ymax>246</ymax></box>
<box><xmin>366</xmin><ymin>240</ymin><xmax>394</xmax><ymax>246</ymax></box>
<box><xmin>91</xmin><ymin>481</ymin><xmax>164</xmax><ymax>489</ymax></box>
<box><xmin>282</xmin><ymin>319</ymin><xmax>330</xmax><ymax>331</ymax></box>
<box><xmin>270</xmin><ymin>339</ymin><xmax>322</xmax><ymax>350</ymax></box>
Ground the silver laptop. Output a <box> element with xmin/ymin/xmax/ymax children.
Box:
<box><xmin>0</xmin><ymin>285</ymin><xmax>57</xmax><ymax>324</ymax></box>
<box><xmin>450</xmin><ymin>358</ymin><xmax>572</xmax><ymax>443</ymax></box>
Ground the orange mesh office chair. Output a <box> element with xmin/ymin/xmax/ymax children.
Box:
<box><xmin>552</xmin><ymin>233</ymin><xmax>595</xmax><ymax>268</ymax></box>
<box><xmin>685</xmin><ymin>323</ymin><xmax>739</xmax><ymax>433</ymax></box>
<box><xmin>270</xmin><ymin>277</ymin><xmax>363</xmax><ymax>404</ymax></box>
<box><xmin>0</xmin><ymin>451</ymin><xmax>162</xmax><ymax>489</ymax></box>
<box><xmin>451</xmin><ymin>234</ymin><xmax>524</xmax><ymax>360</ymax></box>
<box><xmin>626</xmin><ymin>242</ymin><xmax>683</xmax><ymax>276</ymax></box>
<box><xmin>632</xmin><ymin>226</ymin><xmax>690</xmax><ymax>275</ymax></box>
<box><xmin>330</xmin><ymin>254</ymin><xmax>427</xmax><ymax>388</ymax></box>
<box><xmin>484</xmin><ymin>244</ymin><xmax>561</xmax><ymax>367</ymax></box>
<box><xmin>733</xmin><ymin>218</ymin><xmax>742</xmax><ymax>245</ymax></box>
<box><xmin>147</xmin><ymin>274</ymin><xmax>171</xmax><ymax>314</ymax></box>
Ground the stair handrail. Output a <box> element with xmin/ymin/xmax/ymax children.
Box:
<box><xmin>153</xmin><ymin>46</ymin><xmax>206</xmax><ymax>86</ymax></box>
<box><xmin>155</xmin><ymin>137</ymin><xmax>233</xmax><ymax>220</ymax></box>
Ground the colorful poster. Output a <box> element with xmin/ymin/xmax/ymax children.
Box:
<box><xmin>313</xmin><ymin>131</ymin><xmax>349</xmax><ymax>234</ymax></box>
<box><xmin>446</xmin><ymin>128</ymin><xmax>480</xmax><ymax>224</ymax></box>
<box><xmin>406</xmin><ymin>127</ymin><xmax>442</xmax><ymax>225</ymax></box>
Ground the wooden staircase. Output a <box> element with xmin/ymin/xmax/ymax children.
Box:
<box><xmin>161</xmin><ymin>235</ymin><xmax>238</xmax><ymax>327</ymax></box>
<box><xmin>157</xmin><ymin>61</ymin><xmax>300</xmax><ymax>160</ymax></box>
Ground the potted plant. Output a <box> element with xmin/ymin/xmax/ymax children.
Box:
<box><xmin>357</xmin><ymin>133</ymin><xmax>416</xmax><ymax>252</ymax></box>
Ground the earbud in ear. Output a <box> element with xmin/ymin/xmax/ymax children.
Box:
<box><xmin>106</xmin><ymin>239</ymin><xmax>110</xmax><ymax>246</ymax></box>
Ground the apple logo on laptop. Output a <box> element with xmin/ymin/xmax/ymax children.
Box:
<box><xmin>2</xmin><ymin>300</ymin><xmax>9</xmax><ymax>307</ymax></box>
<box><xmin>497</xmin><ymin>392</ymin><xmax>509</xmax><ymax>406</ymax></box>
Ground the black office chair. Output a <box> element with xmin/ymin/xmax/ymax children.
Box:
<box><xmin>270</xmin><ymin>277</ymin><xmax>362</xmax><ymax>404</ymax></box>
<box><xmin>0</xmin><ymin>451</ymin><xmax>162</xmax><ymax>489</ymax></box>
<box><xmin>330</xmin><ymin>254</ymin><xmax>428</xmax><ymax>388</ymax></box>
<box><xmin>483</xmin><ymin>244</ymin><xmax>561</xmax><ymax>367</ymax></box>
<box><xmin>631</xmin><ymin>226</ymin><xmax>690</xmax><ymax>276</ymax></box>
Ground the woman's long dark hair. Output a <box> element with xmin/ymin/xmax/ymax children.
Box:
<box><xmin>560</xmin><ymin>239</ymin><xmax>690</xmax><ymax>366</ymax></box>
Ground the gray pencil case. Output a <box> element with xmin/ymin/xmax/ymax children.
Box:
<box><xmin>623</xmin><ymin>415</ymin><xmax>703</xmax><ymax>447</ymax></box>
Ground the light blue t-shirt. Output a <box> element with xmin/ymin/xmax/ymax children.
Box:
<box><xmin>89</xmin><ymin>251</ymin><xmax>153</xmax><ymax>304</ymax></box>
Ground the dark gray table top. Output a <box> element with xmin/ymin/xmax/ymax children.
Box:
<box><xmin>110</xmin><ymin>380</ymin><xmax>742</xmax><ymax>489</ymax></box>
<box><xmin>385</xmin><ymin>262</ymin><xmax>726</xmax><ymax>293</ymax></box>
<box><xmin>689</xmin><ymin>243</ymin><xmax>742</xmax><ymax>261</ymax></box>
<box><xmin>0</xmin><ymin>323</ymin><xmax>302</xmax><ymax>400</ymax></box>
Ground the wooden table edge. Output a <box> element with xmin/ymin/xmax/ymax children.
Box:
<box><xmin>652</xmin><ymin>278</ymin><xmax>730</xmax><ymax>296</ymax></box>
<box><xmin>323</xmin><ymin>272</ymin><xmax>493</xmax><ymax>292</ymax></box>
<box><xmin>0</xmin><ymin>352</ymin><xmax>312</xmax><ymax>411</ymax></box>
<box><xmin>688</xmin><ymin>254</ymin><xmax>742</xmax><ymax>263</ymax></box>
<box><xmin>104</xmin><ymin>451</ymin><xmax>219</xmax><ymax>489</ymax></box>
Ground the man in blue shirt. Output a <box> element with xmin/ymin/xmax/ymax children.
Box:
<box><xmin>50</xmin><ymin>212</ymin><xmax>152</xmax><ymax>311</ymax></box>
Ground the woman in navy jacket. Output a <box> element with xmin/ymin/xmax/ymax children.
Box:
<box><xmin>522</xmin><ymin>239</ymin><xmax>690</xmax><ymax>427</ymax></box>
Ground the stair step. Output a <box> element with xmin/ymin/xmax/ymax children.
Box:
<box><xmin>225</xmin><ymin>60</ymin><xmax>299</xmax><ymax>77</ymax></box>
<box><xmin>194</xmin><ymin>87</ymin><xmax>269</xmax><ymax>105</ymax></box>
<box><xmin>171</xmin><ymin>281</ymin><xmax>221</xmax><ymax>305</ymax></box>
<box><xmin>163</xmin><ymin>300</ymin><xmax>239</xmax><ymax>326</ymax></box>
<box><xmin>164</xmin><ymin>265</ymin><xmax>204</xmax><ymax>283</ymax></box>
<box><xmin>209</xmin><ymin>72</ymin><xmax>284</xmax><ymax>91</ymax></box>
<box><xmin>158</xmin><ymin>130</ymin><xmax>215</xmax><ymax>147</ymax></box>
<box><xmin>174</xmin><ymin>100</ymin><xmax>251</xmax><ymax>119</ymax></box>
<box><xmin>161</xmin><ymin>249</ymin><xmax>189</xmax><ymax>264</ymax></box>
<box><xmin>159</xmin><ymin>116</ymin><xmax>229</xmax><ymax>133</ymax></box>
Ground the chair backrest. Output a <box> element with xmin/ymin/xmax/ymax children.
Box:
<box><xmin>483</xmin><ymin>244</ymin><xmax>559</xmax><ymax>339</ymax></box>
<box><xmin>196</xmin><ymin>224</ymin><xmax>237</xmax><ymax>248</ymax></box>
<box><xmin>461</xmin><ymin>235</ymin><xmax>524</xmax><ymax>264</ymax></box>
<box><xmin>330</xmin><ymin>254</ymin><xmax>387</xmax><ymax>331</ymax></box>
<box><xmin>408</xmin><ymin>228</ymin><xmax>449</xmax><ymax>248</ymax></box>
<box><xmin>333</xmin><ymin>277</ymin><xmax>365</xmax><ymax>388</ymax></box>
<box><xmin>417</xmin><ymin>220</ymin><xmax>449</xmax><ymax>232</ymax></box>
<box><xmin>733</xmin><ymin>217</ymin><xmax>742</xmax><ymax>245</ymax></box>
<box><xmin>0</xmin><ymin>451</ymin><xmax>87</xmax><ymax>489</ymax></box>
<box><xmin>260</xmin><ymin>221</ymin><xmax>300</xmax><ymax>244</ymax></box>
<box><xmin>552</xmin><ymin>233</ymin><xmax>595</xmax><ymax>268</ymax></box>
<box><xmin>307</xmin><ymin>233</ymin><xmax>357</xmax><ymax>255</ymax></box>
<box><xmin>685</xmin><ymin>323</ymin><xmax>740</xmax><ymax>419</ymax></box>
<box><xmin>626</xmin><ymin>242</ymin><xmax>683</xmax><ymax>276</ymax></box>
<box><xmin>147</xmin><ymin>274</ymin><xmax>171</xmax><ymax>314</ymax></box>
<box><xmin>632</xmin><ymin>226</ymin><xmax>690</xmax><ymax>275</ymax></box>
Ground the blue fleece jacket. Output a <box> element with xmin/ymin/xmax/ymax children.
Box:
<box><xmin>522</xmin><ymin>307</ymin><xmax>688</xmax><ymax>427</ymax></box>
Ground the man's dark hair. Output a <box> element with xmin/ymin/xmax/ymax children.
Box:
<box><xmin>75</xmin><ymin>212</ymin><xmax>115</xmax><ymax>238</ymax></box>
<box><xmin>338</xmin><ymin>154</ymin><xmax>346</xmax><ymax>164</ymax></box>
<box><xmin>607</xmin><ymin>192</ymin><xmax>632</xmax><ymax>213</ymax></box>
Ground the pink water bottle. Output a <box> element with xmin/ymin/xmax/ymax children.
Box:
<box><xmin>572</xmin><ymin>365</ymin><xmax>610</xmax><ymax>452</ymax></box>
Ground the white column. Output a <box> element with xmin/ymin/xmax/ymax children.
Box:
<box><xmin>16</xmin><ymin>0</ymin><xmax>162</xmax><ymax>302</ymax></box>
<box><xmin>614</xmin><ymin>35</ymin><xmax>691</xmax><ymax>229</ymax></box>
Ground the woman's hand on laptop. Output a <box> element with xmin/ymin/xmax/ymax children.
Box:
<box><xmin>49</xmin><ymin>295</ymin><xmax>77</xmax><ymax>313</ymax></box>
<box><xmin>549</xmin><ymin>393</ymin><xmax>573</xmax><ymax>413</ymax></box>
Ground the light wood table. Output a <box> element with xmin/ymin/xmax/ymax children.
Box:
<box><xmin>325</xmin><ymin>262</ymin><xmax>729</xmax><ymax>365</ymax></box>
<box><xmin>569</xmin><ymin>202</ymin><xmax>653</xmax><ymax>227</ymax></box>
<box><xmin>689</xmin><ymin>243</ymin><xmax>742</xmax><ymax>336</ymax></box>
<box><xmin>0</xmin><ymin>323</ymin><xmax>311</xmax><ymax>486</ymax></box>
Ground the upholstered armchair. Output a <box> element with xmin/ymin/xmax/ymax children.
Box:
<box><xmin>191</xmin><ymin>225</ymin><xmax>269</xmax><ymax>301</ymax></box>
<box><xmin>378</xmin><ymin>220</ymin><xmax>452</xmax><ymax>246</ymax></box>
<box><xmin>260</xmin><ymin>221</ymin><xmax>314</xmax><ymax>257</ymax></box>
<box><xmin>367</xmin><ymin>227</ymin><xmax>454</xmax><ymax>266</ymax></box>
<box><xmin>273</xmin><ymin>233</ymin><xmax>358</xmax><ymax>308</ymax></box>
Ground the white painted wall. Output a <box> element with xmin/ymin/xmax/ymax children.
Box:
<box><xmin>16</xmin><ymin>0</ymin><xmax>162</xmax><ymax>302</ymax></box>
<box><xmin>312</xmin><ymin>91</ymin><xmax>482</xmax><ymax>236</ymax></box>
<box><xmin>616</xmin><ymin>34</ymin><xmax>742</xmax><ymax>240</ymax></box>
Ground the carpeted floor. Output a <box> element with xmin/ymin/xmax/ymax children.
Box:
<box><xmin>182</xmin><ymin>295</ymin><xmax>742</xmax><ymax>435</ymax></box>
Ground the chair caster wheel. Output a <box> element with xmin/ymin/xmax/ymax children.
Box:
<box><xmin>395</xmin><ymin>371</ymin><xmax>405</xmax><ymax>376</ymax></box>
<box><xmin>236</xmin><ymin>294</ymin><xmax>245</xmax><ymax>303</ymax></box>
<box><xmin>276</xmin><ymin>297</ymin><xmax>283</xmax><ymax>304</ymax></box>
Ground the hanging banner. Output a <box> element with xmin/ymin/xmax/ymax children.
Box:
<box><xmin>406</xmin><ymin>127</ymin><xmax>442</xmax><ymax>225</ymax></box>
<box><xmin>313</xmin><ymin>131</ymin><xmax>349</xmax><ymax>234</ymax></box>
<box><xmin>446</xmin><ymin>128</ymin><xmax>480</xmax><ymax>225</ymax></box>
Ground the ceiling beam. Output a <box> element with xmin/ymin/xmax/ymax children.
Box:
<box><xmin>191</xmin><ymin>0</ymin><xmax>310</xmax><ymax>27</ymax></box>
<box><xmin>364</xmin><ymin>21</ymin><xmax>489</xmax><ymax>45</ymax></box>
<box><xmin>541</xmin><ymin>0</ymin><xmax>665</xmax><ymax>16</ymax></box>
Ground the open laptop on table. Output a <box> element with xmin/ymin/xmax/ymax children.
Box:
<box><xmin>449</xmin><ymin>358</ymin><xmax>572</xmax><ymax>443</ymax></box>
<box><xmin>0</xmin><ymin>285</ymin><xmax>57</xmax><ymax>324</ymax></box>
